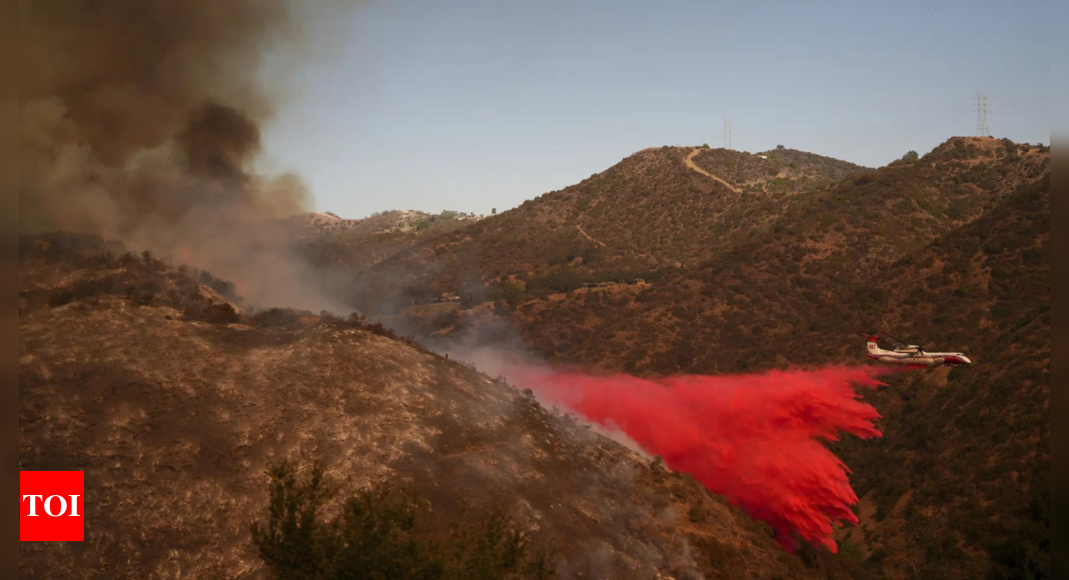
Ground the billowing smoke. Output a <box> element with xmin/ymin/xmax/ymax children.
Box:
<box><xmin>506</xmin><ymin>363</ymin><xmax>891</xmax><ymax>552</ymax></box>
<box><xmin>19</xmin><ymin>0</ymin><xmax>344</xmax><ymax>310</ymax></box>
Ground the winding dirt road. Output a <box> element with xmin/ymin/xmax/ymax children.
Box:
<box><xmin>576</xmin><ymin>224</ymin><xmax>606</xmax><ymax>247</ymax></box>
<box><xmin>684</xmin><ymin>148</ymin><xmax>742</xmax><ymax>193</ymax></box>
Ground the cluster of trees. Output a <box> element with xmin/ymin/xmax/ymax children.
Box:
<box><xmin>21</xmin><ymin>236</ymin><xmax>243</xmax><ymax>325</ymax></box>
<box><xmin>251</xmin><ymin>463</ymin><xmax>553</xmax><ymax>580</ymax></box>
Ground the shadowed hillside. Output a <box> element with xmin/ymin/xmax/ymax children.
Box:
<box><xmin>837</xmin><ymin>174</ymin><xmax>1049</xmax><ymax>578</ymax></box>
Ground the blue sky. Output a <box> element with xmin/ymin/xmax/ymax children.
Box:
<box><xmin>258</xmin><ymin>0</ymin><xmax>1050</xmax><ymax>219</ymax></box>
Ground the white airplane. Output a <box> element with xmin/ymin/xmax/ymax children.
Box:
<box><xmin>860</xmin><ymin>331</ymin><xmax>972</xmax><ymax>368</ymax></box>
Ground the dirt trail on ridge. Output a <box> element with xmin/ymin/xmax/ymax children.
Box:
<box><xmin>576</xmin><ymin>224</ymin><xmax>606</xmax><ymax>247</ymax></box>
<box><xmin>685</xmin><ymin>148</ymin><xmax>742</xmax><ymax>193</ymax></box>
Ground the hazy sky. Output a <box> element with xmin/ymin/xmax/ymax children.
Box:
<box><xmin>259</xmin><ymin>0</ymin><xmax>1050</xmax><ymax>219</ymax></box>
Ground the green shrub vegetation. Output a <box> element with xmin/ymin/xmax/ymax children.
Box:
<box><xmin>251</xmin><ymin>462</ymin><xmax>554</xmax><ymax>580</ymax></box>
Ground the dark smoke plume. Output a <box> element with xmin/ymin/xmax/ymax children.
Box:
<box><xmin>19</xmin><ymin>0</ymin><xmax>342</xmax><ymax>310</ymax></box>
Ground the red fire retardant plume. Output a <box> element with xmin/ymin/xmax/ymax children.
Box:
<box><xmin>509</xmin><ymin>365</ymin><xmax>890</xmax><ymax>552</ymax></box>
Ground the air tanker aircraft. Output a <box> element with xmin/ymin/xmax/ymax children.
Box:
<box><xmin>860</xmin><ymin>332</ymin><xmax>971</xmax><ymax>368</ymax></box>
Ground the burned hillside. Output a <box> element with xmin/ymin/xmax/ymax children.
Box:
<box><xmin>19</xmin><ymin>235</ymin><xmax>869</xmax><ymax>579</ymax></box>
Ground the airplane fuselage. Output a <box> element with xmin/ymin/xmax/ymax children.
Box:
<box><xmin>866</xmin><ymin>339</ymin><xmax>971</xmax><ymax>368</ymax></box>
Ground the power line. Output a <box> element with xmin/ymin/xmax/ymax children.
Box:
<box><xmin>974</xmin><ymin>90</ymin><xmax>990</xmax><ymax>137</ymax></box>
<box><xmin>987</xmin><ymin>108</ymin><xmax>1049</xmax><ymax>120</ymax></box>
<box><xmin>723</xmin><ymin>119</ymin><xmax>733</xmax><ymax>150</ymax></box>
<box><xmin>988</xmin><ymin>97</ymin><xmax>1049</xmax><ymax>112</ymax></box>
<box><xmin>821</xmin><ymin>116</ymin><xmax>936</xmax><ymax>149</ymax></box>
<box><xmin>986</xmin><ymin>99</ymin><xmax>1049</xmax><ymax>120</ymax></box>
<box><xmin>828</xmin><ymin>126</ymin><xmax>941</xmax><ymax>153</ymax></box>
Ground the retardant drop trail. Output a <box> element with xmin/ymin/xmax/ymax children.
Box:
<box><xmin>508</xmin><ymin>365</ymin><xmax>892</xmax><ymax>552</ymax></box>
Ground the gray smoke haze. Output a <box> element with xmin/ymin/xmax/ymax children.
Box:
<box><xmin>19</xmin><ymin>0</ymin><xmax>348</xmax><ymax>310</ymax></box>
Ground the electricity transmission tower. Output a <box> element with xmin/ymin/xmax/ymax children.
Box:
<box><xmin>723</xmin><ymin>119</ymin><xmax>733</xmax><ymax>150</ymax></box>
<box><xmin>973</xmin><ymin>90</ymin><xmax>990</xmax><ymax>137</ymax></box>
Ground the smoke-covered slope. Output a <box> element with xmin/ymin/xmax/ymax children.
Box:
<box><xmin>19</xmin><ymin>0</ymin><xmax>361</xmax><ymax>313</ymax></box>
<box><xmin>294</xmin><ymin>210</ymin><xmax>484</xmax><ymax>272</ymax></box>
<box><xmin>19</xmin><ymin>236</ymin><xmax>859</xmax><ymax>580</ymax></box>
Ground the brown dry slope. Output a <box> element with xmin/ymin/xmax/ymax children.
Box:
<box><xmin>348</xmin><ymin>145</ymin><xmax>867</xmax><ymax>314</ymax></box>
<box><xmin>350</xmin><ymin>138</ymin><xmax>1048</xmax><ymax>578</ymax></box>
<box><xmin>510</xmin><ymin>138</ymin><xmax>1048</xmax><ymax>375</ymax></box>
<box><xmin>19</xmin><ymin>237</ymin><xmax>854</xmax><ymax>580</ymax></box>
<box><xmin>292</xmin><ymin>210</ymin><xmax>481</xmax><ymax>272</ymax></box>
<box><xmin>492</xmin><ymin>138</ymin><xmax>1050</xmax><ymax>578</ymax></box>
<box><xmin>683</xmin><ymin>148</ymin><xmax>742</xmax><ymax>192</ymax></box>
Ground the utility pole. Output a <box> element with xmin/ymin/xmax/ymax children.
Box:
<box><xmin>973</xmin><ymin>90</ymin><xmax>990</xmax><ymax>137</ymax></box>
<box><xmin>724</xmin><ymin>119</ymin><xmax>733</xmax><ymax>150</ymax></box>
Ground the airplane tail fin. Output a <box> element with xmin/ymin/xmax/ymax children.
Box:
<box><xmin>859</xmin><ymin>331</ymin><xmax>881</xmax><ymax>355</ymax></box>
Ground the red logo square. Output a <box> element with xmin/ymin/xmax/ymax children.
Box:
<box><xmin>20</xmin><ymin>471</ymin><xmax>84</xmax><ymax>541</ymax></box>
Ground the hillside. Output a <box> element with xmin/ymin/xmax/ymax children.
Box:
<box><xmin>508</xmin><ymin>138</ymin><xmax>1047</xmax><ymax>373</ymax></box>
<box><xmin>18</xmin><ymin>234</ymin><xmax>869</xmax><ymax>580</ymax></box>
<box><xmin>690</xmin><ymin>145</ymin><xmax>867</xmax><ymax>194</ymax></box>
<box><xmin>284</xmin><ymin>210</ymin><xmax>481</xmax><ymax>272</ymax></box>
<box><xmin>321</xmin><ymin>137</ymin><xmax>1048</xmax><ymax>578</ymax></box>
<box><xmin>403</xmin><ymin>137</ymin><xmax>1049</xmax><ymax>578</ymax></box>
<box><xmin>19</xmin><ymin>138</ymin><xmax>1046</xmax><ymax>579</ymax></box>
<box><xmin>300</xmin><ymin>209</ymin><xmax>481</xmax><ymax>240</ymax></box>
<box><xmin>838</xmin><ymin>173</ymin><xmax>1049</xmax><ymax>578</ymax></box>
<box><xmin>347</xmin><ymin>146</ymin><xmax>869</xmax><ymax>313</ymax></box>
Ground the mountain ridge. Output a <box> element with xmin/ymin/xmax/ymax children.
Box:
<box><xmin>341</xmin><ymin>144</ymin><xmax>871</xmax><ymax>314</ymax></box>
